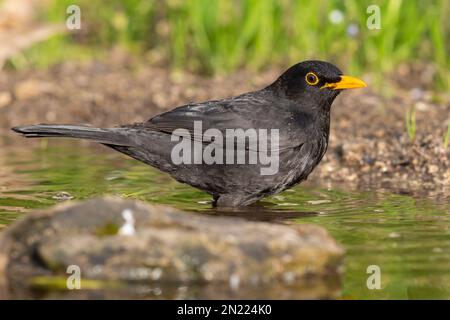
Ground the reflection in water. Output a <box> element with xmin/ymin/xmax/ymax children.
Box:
<box><xmin>6</xmin><ymin>278</ymin><xmax>341</xmax><ymax>300</ymax></box>
<box><xmin>203</xmin><ymin>204</ymin><xmax>320</xmax><ymax>222</ymax></box>
<box><xmin>0</xmin><ymin>138</ymin><xmax>449</xmax><ymax>299</ymax></box>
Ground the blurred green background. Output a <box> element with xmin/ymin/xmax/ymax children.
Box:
<box><xmin>6</xmin><ymin>0</ymin><xmax>450</xmax><ymax>87</ymax></box>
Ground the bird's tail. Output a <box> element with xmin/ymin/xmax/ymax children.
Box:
<box><xmin>11</xmin><ymin>124</ymin><xmax>132</xmax><ymax>146</ymax></box>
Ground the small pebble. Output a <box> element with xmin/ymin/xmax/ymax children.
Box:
<box><xmin>52</xmin><ymin>191</ymin><xmax>74</xmax><ymax>201</ymax></box>
<box><xmin>388</xmin><ymin>232</ymin><xmax>401</xmax><ymax>239</ymax></box>
<box><xmin>0</xmin><ymin>91</ymin><xmax>12</xmax><ymax>108</ymax></box>
<box><xmin>307</xmin><ymin>200</ymin><xmax>331</xmax><ymax>205</ymax></box>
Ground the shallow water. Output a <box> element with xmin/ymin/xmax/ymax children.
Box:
<box><xmin>0</xmin><ymin>139</ymin><xmax>449</xmax><ymax>299</ymax></box>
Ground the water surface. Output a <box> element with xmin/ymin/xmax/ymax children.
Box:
<box><xmin>0</xmin><ymin>139</ymin><xmax>449</xmax><ymax>299</ymax></box>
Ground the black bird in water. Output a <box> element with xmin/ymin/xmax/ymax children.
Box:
<box><xmin>12</xmin><ymin>61</ymin><xmax>366</xmax><ymax>207</ymax></box>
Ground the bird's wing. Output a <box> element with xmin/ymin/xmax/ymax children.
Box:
<box><xmin>145</xmin><ymin>94</ymin><xmax>258</xmax><ymax>139</ymax></box>
<box><xmin>138</xmin><ymin>92</ymin><xmax>307</xmax><ymax>152</ymax></box>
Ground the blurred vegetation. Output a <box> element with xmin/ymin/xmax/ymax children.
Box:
<box><xmin>11</xmin><ymin>0</ymin><xmax>450</xmax><ymax>87</ymax></box>
<box><xmin>405</xmin><ymin>106</ymin><xmax>417</xmax><ymax>144</ymax></box>
<box><xmin>444</xmin><ymin>122</ymin><xmax>450</xmax><ymax>149</ymax></box>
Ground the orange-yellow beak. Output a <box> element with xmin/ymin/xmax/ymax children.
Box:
<box><xmin>321</xmin><ymin>75</ymin><xmax>367</xmax><ymax>90</ymax></box>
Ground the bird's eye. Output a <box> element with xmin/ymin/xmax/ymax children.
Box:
<box><xmin>305</xmin><ymin>72</ymin><xmax>319</xmax><ymax>86</ymax></box>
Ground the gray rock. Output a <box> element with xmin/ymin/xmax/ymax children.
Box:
<box><xmin>0</xmin><ymin>197</ymin><xmax>344</xmax><ymax>299</ymax></box>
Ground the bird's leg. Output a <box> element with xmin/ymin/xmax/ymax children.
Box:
<box><xmin>212</xmin><ymin>195</ymin><xmax>220</xmax><ymax>207</ymax></box>
<box><xmin>215</xmin><ymin>194</ymin><xmax>258</xmax><ymax>207</ymax></box>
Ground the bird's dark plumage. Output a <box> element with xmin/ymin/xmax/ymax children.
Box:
<box><xmin>12</xmin><ymin>60</ymin><xmax>366</xmax><ymax>207</ymax></box>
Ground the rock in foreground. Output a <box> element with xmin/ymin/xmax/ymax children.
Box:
<box><xmin>0</xmin><ymin>197</ymin><xmax>344</xmax><ymax>299</ymax></box>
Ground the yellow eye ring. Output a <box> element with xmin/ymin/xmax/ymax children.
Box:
<box><xmin>305</xmin><ymin>72</ymin><xmax>319</xmax><ymax>85</ymax></box>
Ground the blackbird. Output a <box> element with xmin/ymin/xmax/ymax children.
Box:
<box><xmin>12</xmin><ymin>60</ymin><xmax>366</xmax><ymax>207</ymax></box>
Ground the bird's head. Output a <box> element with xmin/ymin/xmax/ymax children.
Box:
<box><xmin>271</xmin><ymin>60</ymin><xmax>367</xmax><ymax>108</ymax></box>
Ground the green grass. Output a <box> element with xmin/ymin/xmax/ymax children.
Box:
<box><xmin>405</xmin><ymin>107</ymin><xmax>417</xmax><ymax>144</ymax></box>
<box><xmin>9</xmin><ymin>0</ymin><xmax>450</xmax><ymax>88</ymax></box>
<box><xmin>443</xmin><ymin>122</ymin><xmax>450</xmax><ymax>149</ymax></box>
